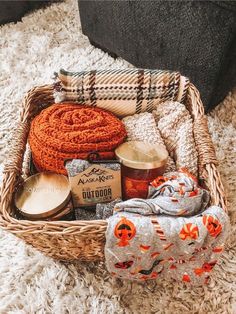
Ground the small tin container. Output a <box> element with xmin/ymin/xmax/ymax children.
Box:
<box><xmin>14</xmin><ymin>172</ymin><xmax>73</xmax><ymax>220</ymax></box>
<box><xmin>115</xmin><ymin>141</ymin><xmax>168</xmax><ymax>200</ymax></box>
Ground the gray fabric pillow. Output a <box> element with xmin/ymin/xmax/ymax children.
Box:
<box><xmin>79</xmin><ymin>0</ymin><xmax>236</xmax><ymax>111</ymax></box>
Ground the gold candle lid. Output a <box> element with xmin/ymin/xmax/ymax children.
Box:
<box><xmin>115</xmin><ymin>141</ymin><xmax>168</xmax><ymax>170</ymax></box>
<box><xmin>14</xmin><ymin>172</ymin><xmax>71</xmax><ymax>219</ymax></box>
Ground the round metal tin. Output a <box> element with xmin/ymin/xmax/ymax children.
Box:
<box><xmin>14</xmin><ymin>172</ymin><xmax>71</xmax><ymax>219</ymax></box>
<box><xmin>115</xmin><ymin>141</ymin><xmax>168</xmax><ymax>170</ymax></box>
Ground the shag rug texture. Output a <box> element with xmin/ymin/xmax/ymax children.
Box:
<box><xmin>0</xmin><ymin>0</ymin><xmax>236</xmax><ymax>313</ymax></box>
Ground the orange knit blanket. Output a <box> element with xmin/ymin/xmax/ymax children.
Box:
<box><xmin>29</xmin><ymin>103</ymin><xmax>127</xmax><ymax>175</ymax></box>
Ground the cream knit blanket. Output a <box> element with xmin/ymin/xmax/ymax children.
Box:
<box><xmin>153</xmin><ymin>101</ymin><xmax>198</xmax><ymax>175</ymax></box>
<box><xmin>122</xmin><ymin>102</ymin><xmax>198</xmax><ymax>175</ymax></box>
<box><xmin>122</xmin><ymin>113</ymin><xmax>176</xmax><ymax>172</ymax></box>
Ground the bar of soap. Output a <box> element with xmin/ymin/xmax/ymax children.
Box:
<box><xmin>65</xmin><ymin>159</ymin><xmax>122</xmax><ymax>208</ymax></box>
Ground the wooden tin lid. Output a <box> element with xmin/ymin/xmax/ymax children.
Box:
<box><xmin>14</xmin><ymin>172</ymin><xmax>71</xmax><ymax>219</ymax></box>
<box><xmin>115</xmin><ymin>141</ymin><xmax>168</xmax><ymax>170</ymax></box>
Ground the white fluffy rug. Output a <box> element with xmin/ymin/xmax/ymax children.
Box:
<box><xmin>0</xmin><ymin>0</ymin><xmax>236</xmax><ymax>313</ymax></box>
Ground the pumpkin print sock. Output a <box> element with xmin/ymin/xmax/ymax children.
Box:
<box><xmin>115</xmin><ymin>169</ymin><xmax>210</xmax><ymax>217</ymax></box>
<box><xmin>105</xmin><ymin>206</ymin><xmax>229</xmax><ymax>284</ymax></box>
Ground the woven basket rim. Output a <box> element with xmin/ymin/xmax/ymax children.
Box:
<box><xmin>0</xmin><ymin>72</ymin><xmax>227</xmax><ymax>237</ymax></box>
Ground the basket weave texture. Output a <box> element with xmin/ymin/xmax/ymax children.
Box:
<box><xmin>0</xmin><ymin>69</ymin><xmax>227</xmax><ymax>261</ymax></box>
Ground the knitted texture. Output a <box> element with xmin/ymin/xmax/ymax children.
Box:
<box><xmin>122</xmin><ymin>112</ymin><xmax>176</xmax><ymax>172</ymax></box>
<box><xmin>29</xmin><ymin>103</ymin><xmax>127</xmax><ymax>175</ymax></box>
<box><xmin>153</xmin><ymin>101</ymin><xmax>198</xmax><ymax>175</ymax></box>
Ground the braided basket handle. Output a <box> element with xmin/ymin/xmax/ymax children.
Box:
<box><xmin>186</xmin><ymin>83</ymin><xmax>227</xmax><ymax>211</ymax></box>
<box><xmin>186</xmin><ymin>83</ymin><xmax>217</xmax><ymax>167</ymax></box>
<box><xmin>2</xmin><ymin>85</ymin><xmax>54</xmax><ymax>176</ymax></box>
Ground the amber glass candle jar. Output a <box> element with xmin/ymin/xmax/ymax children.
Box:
<box><xmin>115</xmin><ymin>141</ymin><xmax>168</xmax><ymax>200</ymax></box>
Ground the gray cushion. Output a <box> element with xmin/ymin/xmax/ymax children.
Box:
<box><xmin>79</xmin><ymin>0</ymin><xmax>236</xmax><ymax>111</ymax></box>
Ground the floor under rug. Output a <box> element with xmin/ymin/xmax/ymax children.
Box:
<box><xmin>0</xmin><ymin>0</ymin><xmax>236</xmax><ymax>313</ymax></box>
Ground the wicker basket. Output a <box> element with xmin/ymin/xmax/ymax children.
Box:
<box><xmin>0</xmin><ymin>69</ymin><xmax>227</xmax><ymax>261</ymax></box>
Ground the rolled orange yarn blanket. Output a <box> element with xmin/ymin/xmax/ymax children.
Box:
<box><xmin>29</xmin><ymin>103</ymin><xmax>127</xmax><ymax>175</ymax></box>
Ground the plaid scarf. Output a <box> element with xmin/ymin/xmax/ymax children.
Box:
<box><xmin>54</xmin><ymin>69</ymin><xmax>189</xmax><ymax>117</ymax></box>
